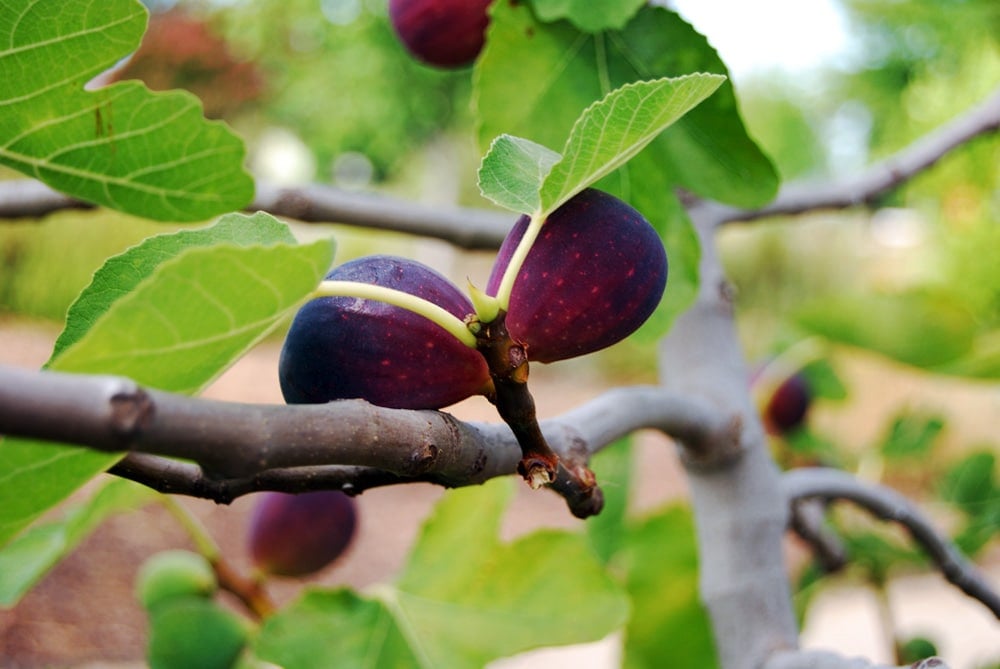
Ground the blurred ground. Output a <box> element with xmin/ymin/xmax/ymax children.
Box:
<box><xmin>0</xmin><ymin>318</ymin><xmax>996</xmax><ymax>668</ymax></box>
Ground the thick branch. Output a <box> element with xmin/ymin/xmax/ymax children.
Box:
<box><xmin>783</xmin><ymin>467</ymin><xmax>1000</xmax><ymax>619</ymax></box>
<box><xmin>696</xmin><ymin>87</ymin><xmax>1000</xmax><ymax>226</ymax></box>
<box><xmin>0</xmin><ymin>364</ymin><xmax>727</xmax><ymax>514</ymax></box>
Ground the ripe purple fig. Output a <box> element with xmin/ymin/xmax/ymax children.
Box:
<box><xmin>487</xmin><ymin>188</ymin><xmax>667</xmax><ymax>363</ymax></box>
<box><xmin>248</xmin><ymin>490</ymin><xmax>358</xmax><ymax>578</ymax></box>
<box><xmin>279</xmin><ymin>255</ymin><xmax>490</xmax><ymax>409</ymax></box>
<box><xmin>389</xmin><ymin>0</ymin><xmax>492</xmax><ymax>69</ymax></box>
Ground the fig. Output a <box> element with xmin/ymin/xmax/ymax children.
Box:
<box><xmin>146</xmin><ymin>596</ymin><xmax>249</xmax><ymax>669</ymax></box>
<box><xmin>279</xmin><ymin>255</ymin><xmax>490</xmax><ymax>409</ymax></box>
<box><xmin>248</xmin><ymin>490</ymin><xmax>358</xmax><ymax>578</ymax></box>
<box><xmin>136</xmin><ymin>549</ymin><xmax>217</xmax><ymax>611</ymax></box>
<box><xmin>764</xmin><ymin>372</ymin><xmax>811</xmax><ymax>434</ymax></box>
<box><xmin>389</xmin><ymin>0</ymin><xmax>492</xmax><ymax>69</ymax></box>
<box><xmin>487</xmin><ymin>188</ymin><xmax>667</xmax><ymax>363</ymax></box>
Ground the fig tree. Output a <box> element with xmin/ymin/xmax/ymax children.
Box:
<box><xmin>279</xmin><ymin>255</ymin><xmax>490</xmax><ymax>409</ymax></box>
<box><xmin>487</xmin><ymin>188</ymin><xmax>667</xmax><ymax>363</ymax></box>
<box><xmin>389</xmin><ymin>0</ymin><xmax>492</xmax><ymax>68</ymax></box>
<box><xmin>248</xmin><ymin>490</ymin><xmax>358</xmax><ymax>578</ymax></box>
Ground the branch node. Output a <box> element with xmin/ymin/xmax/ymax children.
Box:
<box><xmin>108</xmin><ymin>387</ymin><xmax>154</xmax><ymax>444</ymax></box>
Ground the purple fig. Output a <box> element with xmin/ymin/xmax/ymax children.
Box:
<box><xmin>764</xmin><ymin>373</ymin><xmax>811</xmax><ymax>434</ymax></box>
<box><xmin>248</xmin><ymin>490</ymin><xmax>358</xmax><ymax>578</ymax></box>
<box><xmin>389</xmin><ymin>0</ymin><xmax>492</xmax><ymax>69</ymax></box>
<box><xmin>487</xmin><ymin>188</ymin><xmax>667</xmax><ymax>363</ymax></box>
<box><xmin>279</xmin><ymin>255</ymin><xmax>490</xmax><ymax>409</ymax></box>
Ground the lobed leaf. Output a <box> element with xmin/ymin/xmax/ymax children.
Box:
<box><xmin>0</xmin><ymin>0</ymin><xmax>253</xmax><ymax>221</ymax></box>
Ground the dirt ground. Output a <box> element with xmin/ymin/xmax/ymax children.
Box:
<box><xmin>0</xmin><ymin>319</ymin><xmax>997</xmax><ymax>668</ymax></box>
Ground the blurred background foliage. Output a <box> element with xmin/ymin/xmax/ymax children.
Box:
<box><xmin>0</xmin><ymin>0</ymin><xmax>997</xmax><ymax>664</ymax></box>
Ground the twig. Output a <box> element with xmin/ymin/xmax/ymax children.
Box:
<box><xmin>2</xmin><ymin>88</ymin><xmax>996</xmax><ymax>244</ymax></box>
<box><xmin>789</xmin><ymin>497</ymin><xmax>848</xmax><ymax>573</ymax></box>
<box><xmin>703</xmin><ymin>87</ymin><xmax>1000</xmax><ymax>226</ymax></box>
<box><xmin>0</xmin><ymin>364</ymin><xmax>728</xmax><ymax>517</ymax></box>
<box><xmin>782</xmin><ymin>467</ymin><xmax>1000</xmax><ymax>619</ymax></box>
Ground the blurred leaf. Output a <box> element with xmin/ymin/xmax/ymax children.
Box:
<box><xmin>878</xmin><ymin>412</ymin><xmax>945</xmax><ymax>460</ymax></box>
<box><xmin>800</xmin><ymin>358</ymin><xmax>848</xmax><ymax>402</ymax></box>
<box><xmin>255</xmin><ymin>589</ymin><xmax>418</xmax><ymax>667</ymax></box>
<box><xmin>257</xmin><ymin>479</ymin><xmax>628</xmax><ymax>669</ymax></box>
<box><xmin>939</xmin><ymin>451</ymin><xmax>997</xmax><ymax>516</ymax></box>
<box><xmin>933</xmin><ymin>331</ymin><xmax>1000</xmax><ymax>379</ymax></box>
<box><xmin>0</xmin><ymin>478</ymin><xmax>157</xmax><ymax>607</ymax></box>
<box><xmin>478</xmin><ymin>134</ymin><xmax>561</xmax><ymax>214</ymax></box>
<box><xmin>841</xmin><ymin>531</ymin><xmax>923</xmax><ymax>584</ymax></box>
<box><xmin>0</xmin><ymin>215</ymin><xmax>335</xmax><ymax>548</ymax></box>
<box><xmin>586</xmin><ymin>438</ymin><xmax>634</xmax><ymax>564</ymax></box>
<box><xmin>620</xmin><ymin>506</ymin><xmax>717</xmax><ymax>669</ymax></box>
<box><xmin>796</xmin><ymin>292</ymin><xmax>978</xmax><ymax>370</ymax></box>
<box><xmin>0</xmin><ymin>0</ymin><xmax>253</xmax><ymax>221</ymax></box>
<box><xmin>529</xmin><ymin>0</ymin><xmax>647</xmax><ymax>32</ymax></box>
<box><xmin>898</xmin><ymin>637</ymin><xmax>939</xmax><ymax>665</ymax></box>
<box><xmin>476</xmin><ymin>4</ymin><xmax>778</xmax><ymax>208</ymax></box>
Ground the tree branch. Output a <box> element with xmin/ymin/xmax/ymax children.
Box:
<box><xmin>0</xmin><ymin>363</ymin><xmax>730</xmax><ymax>516</ymax></box>
<box><xmin>783</xmin><ymin>467</ymin><xmax>1000</xmax><ymax>619</ymax></box>
<box><xmin>764</xmin><ymin>649</ymin><xmax>952</xmax><ymax>669</ymax></box>
<box><xmin>2</xmin><ymin>88</ymin><xmax>995</xmax><ymax>247</ymax></box>
<box><xmin>694</xmin><ymin>86</ymin><xmax>1000</xmax><ymax>226</ymax></box>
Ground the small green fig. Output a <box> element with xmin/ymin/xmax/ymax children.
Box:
<box><xmin>136</xmin><ymin>549</ymin><xmax>217</xmax><ymax>611</ymax></box>
<box><xmin>146</xmin><ymin>596</ymin><xmax>249</xmax><ymax>669</ymax></box>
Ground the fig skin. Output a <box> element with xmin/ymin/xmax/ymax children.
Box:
<box><xmin>136</xmin><ymin>550</ymin><xmax>217</xmax><ymax>611</ymax></box>
<box><xmin>764</xmin><ymin>373</ymin><xmax>811</xmax><ymax>434</ymax></box>
<box><xmin>389</xmin><ymin>0</ymin><xmax>492</xmax><ymax>69</ymax></box>
<box><xmin>487</xmin><ymin>188</ymin><xmax>668</xmax><ymax>363</ymax></box>
<box><xmin>279</xmin><ymin>255</ymin><xmax>489</xmax><ymax>409</ymax></box>
<box><xmin>248</xmin><ymin>490</ymin><xmax>358</xmax><ymax>578</ymax></box>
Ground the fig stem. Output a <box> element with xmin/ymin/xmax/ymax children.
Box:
<box><xmin>474</xmin><ymin>311</ymin><xmax>560</xmax><ymax>486</ymax></box>
<box><xmin>313</xmin><ymin>280</ymin><xmax>478</xmax><ymax>348</ymax></box>
<box><xmin>491</xmin><ymin>213</ymin><xmax>544</xmax><ymax>315</ymax></box>
<box><xmin>159</xmin><ymin>495</ymin><xmax>276</xmax><ymax>619</ymax></box>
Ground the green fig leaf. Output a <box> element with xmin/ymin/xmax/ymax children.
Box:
<box><xmin>478</xmin><ymin>134</ymin><xmax>562</xmax><ymax>214</ymax></box>
<box><xmin>0</xmin><ymin>215</ymin><xmax>335</xmax><ymax>548</ymax></box>
<box><xmin>476</xmin><ymin>3</ymin><xmax>778</xmax><ymax>209</ymax></box>
<box><xmin>0</xmin><ymin>0</ymin><xmax>253</xmax><ymax>221</ymax></box>
<box><xmin>256</xmin><ymin>479</ymin><xmax>628</xmax><ymax>669</ymax></box>
<box><xmin>529</xmin><ymin>0</ymin><xmax>647</xmax><ymax>32</ymax></box>
<box><xmin>538</xmin><ymin>74</ymin><xmax>725</xmax><ymax>218</ymax></box>
<box><xmin>0</xmin><ymin>478</ymin><xmax>158</xmax><ymax>607</ymax></box>
<box><xmin>620</xmin><ymin>506</ymin><xmax>718</xmax><ymax>669</ymax></box>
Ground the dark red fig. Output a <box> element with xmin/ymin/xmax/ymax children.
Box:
<box><xmin>389</xmin><ymin>0</ymin><xmax>492</xmax><ymax>69</ymax></box>
<box><xmin>248</xmin><ymin>490</ymin><xmax>358</xmax><ymax>578</ymax></box>
<box><xmin>487</xmin><ymin>188</ymin><xmax>667</xmax><ymax>363</ymax></box>
<box><xmin>279</xmin><ymin>255</ymin><xmax>490</xmax><ymax>409</ymax></box>
<box><xmin>764</xmin><ymin>373</ymin><xmax>811</xmax><ymax>434</ymax></box>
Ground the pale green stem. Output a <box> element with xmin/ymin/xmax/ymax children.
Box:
<box><xmin>493</xmin><ymin>213</ymin><xmax>545</xmax><ymax>313</ymax></box>
<box><xmin>313</xmin><ymin>280</ymin><xmax>478</xmax><ymax>348</ymax></box>
<box><xmin>159</xmin><ymin>495</ymin><xmax>221</xmax><ymax>561</ymax></box>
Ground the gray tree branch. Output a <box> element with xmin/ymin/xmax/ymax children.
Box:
<box><xmin>696</xmin><ymin>87</ymin><xmax>1000</xmax><ymax>227</ymax></box>
<box><xmin>783</xmin><ymin>467</ymin><xmax>1000</xmax><ymax>619</ymax></box>
<box><xmin>764</xmin><ymin>649</ymin><xmax>952</xmax><ymax>669</ymax></box>
<box><xmin>0</xmin><ymin>363</ymin><xmax>731</xmax><ymax>515</ymax></box>
<box><xmin>1</xmin><ymin>87</ymin><xmax>996</xmax><ymax>246</ymax></box>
